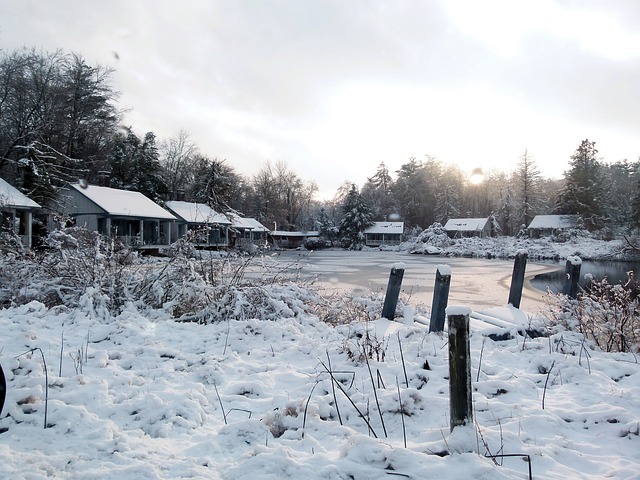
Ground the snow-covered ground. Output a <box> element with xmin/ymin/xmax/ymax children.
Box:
<box><xmin>405</xmin><ymin>226</ymin><xmax>640</xmax><ymax>262</ymax></box>
<box><xmin>0</xmin><ymin>234</ymin><xmax>639</xmax><ymax>479</ymax></box>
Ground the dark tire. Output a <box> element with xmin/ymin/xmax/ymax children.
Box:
<box><xmin>0</xmin><ymin>363</ymin><xmax>6</xmax><ymax>416</ymax></box>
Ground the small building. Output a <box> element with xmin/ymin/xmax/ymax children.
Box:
<box><xmin>527</xmin><ymin>215</ymin><xmax>581</xmax><ymax>238</ymax></box>
<box><xmin>364</xmin><ymin>222</ymin><xmax>405</xmax><ymax>246</ymax></box>
<box><xmin>57</xmin><ymin>183</ymin><xmax>176</xmax><ymax>248</ymax></box>
<box><xmin>228</xmin><ymin>214</ymin><xmax>270</xmax><ymax>247</ymax></box>
<box><xmin>165</xmin><ymin>200</ymin><xmax>231</xmax><ymax>248</ymax></box>
<box><xmin>271</xmin><ymin>230</ymin><xmax>319</xmax><ymax>249</ymax></box>
<box><xmin>444</xmin><ymin>218</ymin><xmax>491</xmax><ymax>238</ymax></box>
<box><xmin>0</xmin><ymin>177</ymin><xmax>41</xmax><ymax>248</ymax></box>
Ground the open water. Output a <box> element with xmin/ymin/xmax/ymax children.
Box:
<box><xmin>530</xmin><ymin>260</ymin><xmax>640</xmax><ymax>293</ymax></box>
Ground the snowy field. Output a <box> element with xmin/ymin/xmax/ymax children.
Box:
<box><xmin>0</xmin><ymin>235</ymin><xmax>639</xmax><ymax>479</ymax></box>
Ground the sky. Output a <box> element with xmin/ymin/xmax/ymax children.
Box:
<box><xmin>1</xmin><ymin>0</ymin><xmax>640</xmax><ymax>199</ymax></box>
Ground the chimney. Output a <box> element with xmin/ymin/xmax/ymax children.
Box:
<box><xmin>98</xmin><ymin>171</ymin><xmax>111</xmax><ymax>187</ymax></box>
<box><xmin>176</xmin><ymin>189</ymin><xmax>186</xmax><ymax>201</ymax></box>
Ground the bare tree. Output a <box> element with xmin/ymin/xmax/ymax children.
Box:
<box><xmin>160</xmin><ymin>130</ymin><xmax>199</xmax><ymax>199</ymax></box>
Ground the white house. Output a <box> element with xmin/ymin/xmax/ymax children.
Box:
<box><xmin>0</xmin><ymin>177</ymin><xmax>41</xmax><ymax>248</ymax></box>
<box><xmin>271</xmin><ymin>230</ymin><xmax>319</xmax><ymax>249</ymax></box>
<box><xmin>444</xmin><ymin>218</ymin><xmax>491</xmax><ymax>238</ymax></box>
<box><xmin>364</xmin><ymin>222</ymin><xmax>404</xmax><ymax>246</ymax></box>
<box><xmin>57</xmin><ymin>183</ymin><xmax>176</xmax><ymax>248</ymax></box>
<box><xmin>527</xmin><ymin>215</ymin><xmax>581</xmax><ymax>238</ymax></box>
<box><xmin>165</xmin><ymin>200</ymin><xmax>231</xmax><ymax>248</ymax></box>
<box><xmin>228</xmin><ymin>214</ymin><xmax>270</xmax><ymax>247</ymax></box>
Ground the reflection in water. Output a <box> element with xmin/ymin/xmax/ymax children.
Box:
<box><xmin>531</xmin><ymin>260</ymin><xmax>640</xmax><ymax>293</ymax></box>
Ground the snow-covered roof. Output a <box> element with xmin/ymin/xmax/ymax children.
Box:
<box><xmin>70</xmin><ymin>184</ymin><xmax>176</xmax><ymax>220</ymax></box>
<box><xmin>364</xmin><ymin>222</ymin><xmax>404</xmax><ymax>235</ymax></box>
<box><xmin>165</xmin><ymin>201</ymin><xmax>230</xmax><ymax>225</ymax></box>
<box><xmin>444</xmin><ymin>218</ymin><xmax>488</xmax><ymax>231</ymax></box>
<box><xmin>528</xmin><ymin>215</ymin><xmax>580</xmax><ymax>230</ymax></box>
<box><xmin>0</xmin><ymin>177</ymin><xmax>41</xmax><ymax>209</ymax></box>
<box><xmin>272</xmin><ymin>230</ymin><xmax>319</xmax><ymax>237</ymax></box>
<box><xmin>229</xmin><ymin>214</ymin><xmax>269</xmax><ymax>232</ymax></box>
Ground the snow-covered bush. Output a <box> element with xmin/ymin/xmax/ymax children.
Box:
<box><xmin>407</xmin><ymin>223</ymin><xmax>450</xmax><ymax>254</ymax></box>
<box><xmin>0</xmin><ymin>227</ymin><xmax>137</xmax><ymax>311</ymax></box>
<box><xmin>545</xmin><ymin>275</ymin><xmax>640</xmax><ymax>352</ymax></box>
<box><xmin>0</xmin><ymin>227</ymin><xmax>336</xmax><ymax>323</ymax></box>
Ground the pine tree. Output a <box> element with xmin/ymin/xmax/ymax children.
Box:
<box><xmin>339</xmin><ymin>184</ymin><xmax>374</xmax><ymax>249</ymax></box>
<box><xmin>632</xmin><ymin>173</ymin><xmax>640</xmax><ymax>230</ymax></box>
<box><xmin>555</xmin><ymin>139</ymin><xmax>606</xmax><ymax>230</ymax></box>
<box><xmin>434</xmin><ymin>183</ymin><xmax>462</xmax><ymax>225</ymax></box>
<box><xmin>109</xmin><ymin>129</ymin><xmax>168</xmax><ymax>203</ymax></box>
<box><xmin>604</xmin><ymin>159</ymin><xmax>639</xmax><ymax>232</ymax></box>
<box><xmin>361</xmin><ymin>162</ymin><xmax>396</xmax><ymax>220</ymax></box>
<box><xmin>316</xmin><ymin>207</ymin><xmax>339</xmax><ymax>246</ymax></box>
<box><xmin>513</xmin><ymin>149</ymin><xmax>542</xmax><ymax>228</ymax></box>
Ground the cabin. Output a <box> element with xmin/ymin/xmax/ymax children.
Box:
<box><xmin>165</xmin><ymin>200</ymin><xmax>231</xmax><ymax>248</ymax></box>
<box><xmin>228</xmin><ymin>214</ymin><xmax>270</xmax><ymax>248</ymax></box>
<box><xmin>0</xmin><ymin>177</ymin><xmax>41</xmax><ymax>248</ymax></box>
<box><xmin>364</xmin><ymin>222</ymin><xmax>405</xmax><ymax>246</ymax></box>
<box><xmin>271</xmin><ymin>230</ymin><xmax>320</xmax><ymax>249</ymax></box>
<box><xmin>57</xmin><ymin>183</ymin><xmax>176</xmax><ymax>249</ymax></box>
<box><xmin>444</xmin><ymin>218</ymin><xmax>491</xmax><ymax>238</ymax></box>
<box><xmin>527</xmin><ymin>215</ymin><xmax>581</xmax><ymax>238</ymax></box>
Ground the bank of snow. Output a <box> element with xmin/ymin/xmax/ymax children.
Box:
<box><xmin>1</xmin><ymin>297</ymin><xmax>639</xmax><ymax>479</ymax></box>
<box><xmin>405</xmin><ymin>229</ymin><xmax>638</xmax><ymax>261</ymax></box>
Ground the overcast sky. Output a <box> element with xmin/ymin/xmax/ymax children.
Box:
<box><xmin>2</xmin><ymin>0</ymin><xmax>639</xmax><ymax>199</ymax></box>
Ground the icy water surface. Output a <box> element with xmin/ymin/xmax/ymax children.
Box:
<box><xmin>270</xmin><ymin>250</ymin><xmax>557</xmax><ymax>312</ymax></box>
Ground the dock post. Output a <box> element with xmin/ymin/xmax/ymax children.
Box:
<box><xmin>507</xmin><ymin>250</ymin><xmax>528</xmax><ymax>308</ymax></box>
<box><xmin>563</xmin><ymin>255</ymin><xmax>582</xmax><ymax>299</ymax></box>
<box><xmin>447</xmin><ymin>306</ymin><xmax>473</xmax><ymax>431</ymax></box>
<box><xmin>429</xmin><ymin>265</ymin><xmax>451</xmax><ymax>333</ymax></box>
<box><xmin>381</xmin><ymin>263</ymin><xmax>405</xmax><ymax>320</ymax></box>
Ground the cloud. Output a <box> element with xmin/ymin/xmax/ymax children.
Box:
<box><xmin>1</xmin><ymin>0</ymin><xmax>639</xmax><ymax>197</ymax></box>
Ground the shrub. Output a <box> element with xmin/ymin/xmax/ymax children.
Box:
<box><xmin>545</xmin><ymin>275</ymin><xmax>640</xmax><ymax>352</ymax></box>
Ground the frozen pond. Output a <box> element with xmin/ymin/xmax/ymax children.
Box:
<box><xmin>268</xmin><ymin>250</ymin><xmax>558</xmax><ymax>313</ymax></box>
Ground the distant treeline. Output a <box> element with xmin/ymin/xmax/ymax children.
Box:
<box><xmin>1</xmin><ymin>48</ymin><xmax>639</xmax><ymax>234</ymax></box>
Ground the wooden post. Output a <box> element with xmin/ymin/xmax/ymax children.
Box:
<box><xmin>429</xmin><ymin>265</ymin><xmax>451</xmax><ymax>333</ymax></box>
<box><xmin>563</xmin><ymin>255</ymin><xmax>582</xmax><ymax>299</ymax></box>
<box><xmin>447</xmin><ymin>306</ymin><xmax>473</xmax><ymax>431</ymax></box>
<box><xmin>381</xmin><ymin>263</ymin><xmax>405</xmax><ymax>320</ymax></box>
<box><xmin>507</xmin><ymin>250</ymin><xmax>528</xmax><ymax>308</ymax></box>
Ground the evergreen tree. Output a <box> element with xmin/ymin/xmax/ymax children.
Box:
<box><xmin>497</xmin><ymin>182</ymin><xmax>516</xmax><ymax>236</ymax></box>
<box><xmin>513</xmin><ymin>149</ymin><xmax>542</xmax><ymax>228</ymax></box>
<box><xmin>632</xmin><ymin>173</ymin><xmax>640</xmax><ymax>230</ymax></box>
<box><xmin>339</xmin><ymin>184</ymin><xmax>374</xmax><ymax>249</ymax></box>
<box><xmin>109</xmin><ymin>129</ymin><xmax>168</xmax><ymax>203</ymax></box>
<box><xmin>434</xmin><ymin>183</ymin><xmax>461</xmax><ymax>225</ymax></box>
<box><xmin>361</xmin><ymin>162</ymin><xmax>396</xmax><ymax>220</ymax></box>
<box><xmin>604</xmin><ymin>159</ymin><xmax>639</xmax><ymax>232</ymax></box>
<box><xmin>316</xmin><ymin>207</ymin><xmax>339</xmax><ymax>246</ymax></box>
<box><xmin>0</xmin><ymin>49</ymin><xmax>120</xmax><ymax>203</ymax></box>
<box><xmin>191</xmin><ymin>157</ymin><xmax>242</xmax><ymax>214</ymax></box>
<box><xmin>555</xmin><ymin>139</ymin><xmax>606</xmax><ymax>230</ymax></box>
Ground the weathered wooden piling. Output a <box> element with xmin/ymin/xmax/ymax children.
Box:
<box><xmin>507</xmin><ymin>250</ymin><xmax>528</xmax><ymax>308</ymax></box>
<box><xmin>429</xmin><ymin>265</ymin><xmax>451</xmax><ymax>333</ymax></box>
<box><xmin>447</xmin><ymin>306</ymin><xmax>473</xmax><ymax>431</ymax></box>
<box><xmin>563</xmin><ymin>255</ymin><xmax>582</xmax><ymax>299</ymax></box>
<box><xmin>381</xmin><ymin>263</ymin><xmax>405</xmax><ymax>320</ymax></box>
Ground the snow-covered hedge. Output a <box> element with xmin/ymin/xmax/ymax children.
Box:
<box><xmin>545</xmin><ymin>276</ymin><xmax>640</xmax><ymax>352</ymax></box>
<box><xmin>0</xmin><ymin>227</ymin><xmax>414</xmax><ymax>325</ymax></box>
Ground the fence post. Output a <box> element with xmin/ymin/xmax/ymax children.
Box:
<box><xmin>429</xmin><ymin>265</ymin><xmax>452</xmax><ymax>333</ymax></box>
<box><xmin>507</xmin><ymin>250</ymin><xmax>528</xmax><ymax>308</ymax></box>
<box><xmin>447</xmin><ymin>306</ymin><xmax>473</xmax><ymax>432</ymax></box>
<box><xmin>381</xmin><ymin>263</ymin><xmax>405</xmax><ymax>320</ymax></box>
<box><xmin>563</xmin><ymin>255</ymin><xmax>582</xmax><ymax>299</ymax></box>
